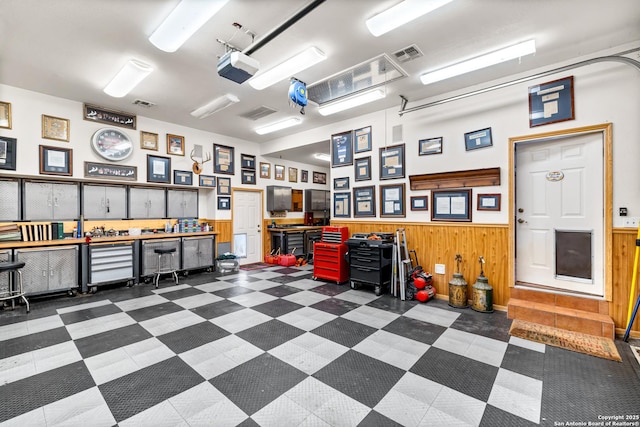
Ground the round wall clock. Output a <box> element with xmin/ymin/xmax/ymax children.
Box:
<box><xmin>91</xmin><ymin>127</ymin><xmax>133</xmax><ymax>161</ymax></box>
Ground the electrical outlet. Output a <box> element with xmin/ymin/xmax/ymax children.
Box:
<box><xmin>435</xmin><ymin>264</ymin><xmax>445</xmax><ymax>275</ymax></box>
<box><xmin>623</xmin><ymin>217</ymin><xmax>640</xmax><ymax>228</ymax></box>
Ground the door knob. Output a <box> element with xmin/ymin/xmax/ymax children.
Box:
<box><xmin>518</xmin><ymin>208</ymin><xmax>524</xmax><ymax>213</ymax></box>
<box><xmin>517</xmin><ymin>218</ymin><xmax>527</xmax><ymax>224</ymax></box>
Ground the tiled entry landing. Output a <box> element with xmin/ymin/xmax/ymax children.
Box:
<box><xmin>1</xmin><ymin>265</ymin><xmax>639</xmax><ymax>426</ymax></box>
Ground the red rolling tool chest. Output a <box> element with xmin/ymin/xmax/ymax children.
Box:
<box><xmin>312</xmin><ymin>226</ymin><xmax>349</xmax><ymax>284</ymax></box>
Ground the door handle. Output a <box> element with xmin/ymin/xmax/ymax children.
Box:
<box><xmin>517</xmin><ymin>218</ymin><xmax>527</xmax><ymax>224</ymax></box>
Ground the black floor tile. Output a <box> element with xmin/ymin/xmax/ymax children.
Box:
<box><xmin>500</xmin><ymin>344</ymin><xmax>545</xmax><ymax>381</ymax></box>
<box><xmin>481</xmin><ymin>404</ymin><xmax>539</xmax><ymax>427</ymax></box>
<box><xmin>157</xmin><ymin>321</ymin><xmax>229</xmax><ymax>354</ymax></box>
<box><xmin>313</xmin><ymin>350</ymin><xmax>404</xmax><ymax>407</ymax></box>
<box><xmin>59</xmin><ymin>303</ymin><xmax>123</xmax><ymax>325</ymax></box>
<box><xmin>154</xmin><ymin>286</ymin><xmax>206</xmax><ymax>301</ymax></box>
<box><xmin>311</xmin><ymin>317</ymin><xmax>377</xmax><ymax>348</ymax></box>
<box><xmin>126</xmin><ymin>301</ymin><xmax>183</xmax><ymax>322</ymax></box>
<box><xmin>251</xmin><ymin>299</ymin><xmax>304</xmax><ymax>318</ymax></box>
<box><xmin>238</xmin><ymin>418</ymin><xmax>261</xmax><ymax>427</ymax></box>
<box><xmin>272</xmin><ymin>267</ymin><xmax>300</xmax><ymax>274</ymax></box>
<box><xmin>74</xmin><ymin>323</ymin><xmax>153</xmax><ymax>359</ymax></box>
<box><xmin>100</xmin><ymin>356</ymin><xmax>204</xmax><ymax>422</ymax></box>
<box><xmin>260</xmin><ymin>284</ymin><xmax>301</xmax><ymax>297</ymax></box>
<box><xmin>358</xmin><ymin>410</ymin><xmax>404</xmax><ymax>427</ymax></box>
<box><xmin>226</xmin><ymin>275</ymin><xmax>262</xmax><ymax>284</ymax></box>
<box><xmin>452</xmin><ymin>308</ymin><xmax>513</xmax><ymax>342</ymax></box>
<box><xmin>268</xmin><ymin>275</ymin><xmax>301</xmax><ymax>284</ymax></box>
<box><xmin>1</xmin><ymin>326</ymin><xmax>71</xmax><ymax>359</ymax></box>
<box><xmin>310</xmin><ymin>298</ymin><xmax>360</xmax><ymax>316</ymax></box>
<box><xmin>382</xmin><ymin>316</ymin><xmax>447</xmax><ymax>345</ymax></box>
<box><xmin>236</xmin><ymin>319</ymin><xmax>305</xmax><ymax>351</ymax></box>
<box><xmin>410</xmin><ymin>346</ymin><xmax>499</xmax><ymax>402</ymax></box>
<box><xmin>366</xmin><ymin>294</ymin><xmax>418</xmax><ymax>314</ymax></box>
<box><xmin>190</xmin><ymin>299</ymin><xmax>245</xmax><ymax>320</ymax></box>
<box><xmin>213</xmin><ymin>286</ymin><xmax>255</xmax><ymax>299</ymax></box>
<box><xmin>310</xmin><ymin>283</ymin><xmax>350</xmax><ymax>296</ymax></box>
<box><xmin>210</xmin><ymin>353</ymin><xmax>306</xmax><ymax>415</ymax></box>
<box><xmin>180</xmin><ymin>273</ymin><xmax>219</xmax><ymax>286</ymax></box>
<box><xmin>0</xmin><ymin>361</ymin><xmax>95</xmax><ymax>422</ymax></box>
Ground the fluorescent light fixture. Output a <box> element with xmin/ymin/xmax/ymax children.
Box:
<box><xmin>190</xmin><ymin>94</ymin><xmax>239</xmax><ymax>119</ymax></box>
<box><xmin>149</xmin><ymin>0</ymin><xmax>230</xmax><ymax>52</ymax></box>
<box><xmin>255</xmin><ymin>117</ymin><xmax>302</xmax><ymax>135</ymax></box>
<box><xmin>420</xmin><ymin>39</ymin><xmax>537</xmax><ymax>85</ymax></box>
<box><xmin>317</xmin><ymin>89</ymin><xmax>385</xmax><ymax>116</ymax></box>
<box><xmin>314</xmin><ymin>153</ymin><xmax>331</xmax><ymax>162</ymax></box>
<box><xmin>249</xmin><ymin>46</ymin><xmax>326</xmax><ymax>90</ymax></box>
<box><xmin>103</xmin><ymin>59</ymin><xmax>153</xmax><ymax>98</ymax></box>
<box><xmin>366</xmin><ymin>0</ymin><xmax>453</xmax><ymax>37</ymax></box>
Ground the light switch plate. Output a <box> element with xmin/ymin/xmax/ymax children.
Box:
<box><xmin>435</xmin><ymin>264</ymin><xmax>445</xmax><ymax>274</ymax></box>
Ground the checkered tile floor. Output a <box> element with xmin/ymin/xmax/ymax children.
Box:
<box><xmin>1</xmin><ymin>265</ymin><xmax>639</xmax><ymax>426</ymax></box>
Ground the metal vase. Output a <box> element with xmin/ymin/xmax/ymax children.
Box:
<box><xmin>471</xmin><ymin>274</ymin><xmax>494</xmax><ymax>313</ymax></box>
<box><xmin>448</xmin><ymin>272</ymin><xmax>468</xmax><ymax>308</ymax></box>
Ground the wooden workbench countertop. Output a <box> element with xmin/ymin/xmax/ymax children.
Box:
<box><xmin>267</xmin><ymin>226</ymin><xmax>324</xmax><ymax>232</ymax></box>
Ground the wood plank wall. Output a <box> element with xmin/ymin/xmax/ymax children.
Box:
<box><xmin>214</xmin><ymin>219</ymin><xmax>232</xmax><ymax>244</ymax></box>
<box><xmin>612</xmin><ymin>229</ymin><xmax>640</xmax><ymax>334</ymax></box>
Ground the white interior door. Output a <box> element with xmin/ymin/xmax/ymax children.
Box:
<box><xmin>233</xmin><ymin>190</ymin><xmax>262</xmax><ymax>264</ymax></box>
<box><xmin>515</xmin><ymin>133</ymin><xmax>604</xmax><ymax>296</ymax></box>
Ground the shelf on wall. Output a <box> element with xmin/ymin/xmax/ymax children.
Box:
<box><xmin>409</xmin><ymin>167</ymin><xmax>500</xmax><ymax>190</ymax></box>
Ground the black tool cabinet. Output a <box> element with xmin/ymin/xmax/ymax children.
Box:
<box><xmin>345</xmin><ymin>239</ymin><xmax>393</xmax><ymax>295</ymax></box>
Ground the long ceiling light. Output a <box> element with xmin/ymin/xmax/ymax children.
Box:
<box><xmin>317</xmin><ymin>89</ymin><xmax>385</xmax><ymax>116</ymax></box>
<box><xmin>255</xmin><ymin>117</ymin><xmax>302</xmax><ymax>135</ymax></box>
<box><xmin>190</xmin><ymin>94</ymin><xmax>239</xmax><ymax>119</ymax></box>
<box><xmin>103</xmin><ymin>59</ymin><xmax>153</xmax><ymax>98</ymax></box>
<box><xmin>249</xmin><ymin>47</ymin><xmax>327</xmax><ymax>90</ymax></box>
<box><xmin>314</xmin><ymin>153</ymin><xmax>330</xmax><ymax>162</ymax></box>
<box><xmin>149</xmin><ymin>0</ymin><xmax>230</xmax><ymax>52</ymax></box>
<box><xmin>366</xmin><ymin>0</ymin><xmax>453</xmax><ymax>37</ymax></box>
<box><xmin>420</xmin><ymin>39</ymin><xmax>537</xmax><ymax>85</ymax></box>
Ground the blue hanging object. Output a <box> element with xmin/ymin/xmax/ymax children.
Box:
<box><xmin>289</xmin><ymin>78</ymin><xmax>307</xmax><ymax>114</ymax></box>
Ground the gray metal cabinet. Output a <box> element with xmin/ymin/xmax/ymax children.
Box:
<box><xmin>24</xmin><ymin>181</ymin><xmax>79</xmax><ymax>220</ymax></box>
<box><xmin>82</xmin><ymin>242</ymin><xmax>136</xmax><ymax>293</ymax></box>
<box><xmin>0</xmin><ymin>178</ymin><xmax>20</xmax><ymax>221</ymax></box>
<box><xmin>83</xmin><ymin>184</ymin><xmax>127</xmax><ymax>219</ymax></box>
<box><xmin>129</xmin><ymin>187</ymin><xmax>166</xmax><ymax>219</ymax></box>
<box><xmin>267</xmin><ymin>186</ymin><xmax>292</xmax><ymax>211</ymax></box>
<box><xmin>140</xmin><ymin>238</ymin><xmax>181</xmax><ymax>276</ymax></box>
<box><xmin>15</xmin><ymin>246</ymin><xmax>78</xmax><ymax>295</ymax></box>
<box><xmin>304</xmin><ymin>189</ymin><xmax>330</xmax><ymax>211</ymax></box>
<box><xmin>167</xmin><ymin>189</ymin><xmax>198</xmax><ymax>218</ymax></box>
<box><xmin>182</xmin><ymin>236</ymin><xmax>214</xmax><ymax>271</ymax></box>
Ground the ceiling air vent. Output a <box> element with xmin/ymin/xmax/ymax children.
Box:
<box><xmin>393</xmin><ymin>44</ymin><xmax>423</xmax><ymax>63</ymax></box>
<box><xmin>240</xmin><ymin>105</ymin><xmax>277</xmax><ymax>121</ymax></box>
<box><xmin>133</xmin><ymin>99</ymin><xmax>156</xmax><ymax>108</ymax></box>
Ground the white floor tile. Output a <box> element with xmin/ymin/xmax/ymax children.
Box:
<box><xmin>115</xmin><ymin>294</ymin><xmax>168</xmax><ymax>311</ymax></box>
<box><xmin>65</xmin><ymin>312</ymin><xmax>137</xmax><ymax>340</ymax></box>
<box><xmin>282</xmin><ymin>290</ymin><xmax>330</xmax><ymax>306</ymax></box>
<box><xmin>172</xmin><ymin>292</ymin><xmax>223</xmax><ymax>309</ymax></box>
<box><xmin>403</xmin><ymin>304</ymin><xmax>460</xmax><ymax>327</ymax></box>
<box><xmin>210</xmin><ymin>308</ymin><xmax>272</xmax><ymax>333</ymax></box>
<box><xmin>488</xmin><ymin>368</ymin><xmax>542</xmax><ymax>423</ymax></box>
<box><xmin>354</xmin><ymin>330</ymin><xmax>429</xmax><ymax>370</ymax></box>
<box><xmin>509</xmin><ymin>335</ymin><xmax>546</xmax><ymax>353</ymax></box>
<box><xmin>425</xmin><ymin>386</ymin><xmax>486</xmax><ymax>427</ymax></box>
<box><xmin>269</xmin><ymin>333</ymin><xmax>348</xmax><ymax>375</ymax></box>
<box><xmin>152</xmin><ymin>283</ymin><xmax>192</xmax><ymax>294</ymax></box>
<box><xmin>0</xmin><ymin>352</ymin><xmax>36</xmax><ymax>385</ymax></box>
<box><xmin>194</xmin><ymin>281</ymin><xmax>235</xmax><ymax>292</ymax></box>
<box><xmin>433</xmin><ymin>328</ymin><xmax>507</xmax><ymax>367</ymax></box>
<box><xmin>286</xmin><ymin>278</ymin><xmax>323</xmax><ymax>290</ymax></box>
<box><xmin>139</xmin><ymin>310</ymin><xmax>205</xmax><ymax>336</ymax></box>
<box><xmin>227</xmin><ymin>291</ymin><xmax>277</xmax><ymax>307</ymax></box>
<box><xmin>168</xmin><ymin>382</ymin><xmax>248</xmax><ymax>427</ymax></box>
<box><xmin>238</xmin><ymin>279</ymin><xmax>281</xmax><ymax>291</ymax></box>
<box><xmin>56</xmin><ymin>299</ymin><xmax>112</xmax><ymax>314</ymax></box>
<box><xmin>44</xmin><ymin>387</ymin><xmax>116</xmax><ymax>427</ymax></box>
<box><xmin>333</xmin><ymin>289</ymin><xmax>381</xmax><ymax>305</ymax></box>
<box><xmin>0</xmin><ymin>407</ymin><xmax>47</xmax><ymax>427</ymax></box>
<box><xmin>33</xmin><ymin>341</ymin><xmax>82</xmax><ymax>374</ymax></box>
<box><xmin>341</xmin><ymin>305</ymin><xmax>400</xmax><ymax>329</ymax></box>
<box><xmin>375</xmin><ymin>372</ymin><xmax>442</xmax><ymax>426</ymax></box>
<box><xmin>0</xmin><ymin>315</ymin><xmax>63</xmax><ymax>341</ymax></box>
<box><xmin>277</xmin><ymin>307</ymin><xmax>337</xmax><ymax>331</ymax></box>
<box><xmin>251</xmin><ymin>395</ymin><xmax>311</xmax><ymax>427</ymax></box>
<box><xmin>179</xmin><ymin>335</ymin><xmax>263</xmax><ymax>379</ymax></box>
<box><xmin>250</xmin><ymin>271</ymin><xmax>285</xmax><ymax>280</ymax></box>
<box><xmin>118</xmin><ymin>400</ymin><xmax>187</xmax><ymax>427</ymax></box>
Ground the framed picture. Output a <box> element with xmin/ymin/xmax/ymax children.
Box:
<box><xmin>288</xmin><ymin>167</ymin><xmax>298</xmax><ymax>182</ymax></box>
<box><xmin>39</xmin><ymin>145</ymin><xmax>72</xmax><ymax>176</ymax></box>
<box><xmin>411</xmin><ymin>196</ymin><xmax>428</xmax><ymax>211</ymax></box>
<box><xmin>242</xmin><ymin>169</ymin><xmax>256</xmax><ymax>185</ymax></box>
<box><xmin>334</xmin><ymin>176</ymin><xmax>350</xmax><ymax>190</ymax></box>
<box><xmin>173</xmin><ymin>170</ymin><xmax>193</xmax><ymax>186</ymax></box>
<box><xmin>83</xmin><ymin>103</ymin><xmax>136</xmax><ymax>129</ymax></box>
<box><xmin>0</xmin><ymin>101</ymin><xmax>11</xmax><ymax>129</ymax></box>
<box><xmin>431</xmin><ymin>189</ymin><xmax>472</xmax><ymax>222</ymax></box>
<box><xmin>42</xmin><ymin>114</ymin><xmax>70</xmax><ymax>142</ymax></box>
<box><xmin>140</xmin><ymin>131</ymin><xmax>158</xmax><ymax>150</ymax></box>
<box><xmin>419</xmin><ymin>137</ymin><xmax>442</xmax><ymax>156</ymax></box>
<box><xmin>0</xmin><ymin>136</ymin><xmax>17</xmax><ymax>170</ymax></box>
<box><xmin>217</xmin><ymin>176</ymin><xmax>231</xmax><ymax>194</ymax></box>
<box><xmin>529</xmin><ymin>76</ymin><xmax>575</xmax><ymax>127</ymax></box>
<box><xmin>354</xmin><ymin>126</ymin><xmax>372</xmax><ymax>153</ymax></box>
<box><xmin>199</xmin><ymin>174</ymin><xmax>216</xmax><ymax>188</ymax></box>
<box><xmin>464</xmin><ymin>128</ymin><xmax>492</xmax><ymax>151</ymax></box>
<box><xmin>301</xmin><ymin>170</ymin><xmax>308</xmax><ymax>183</ymax></box>
<box><xmin>214</xmin><ymin>143</ymin><xmax>235</xmax><ymax>175</ymax></box>
<box><xmin>241</xmin><ymin>154</ymin><xmax>256</xmax><ymax>170</ymax></box>
<box><xmin>218</xmin><ymin>196</ymin><xmax>231</xmax><ymax>210</ymax></box>
<box><xmin>146</xmin><ymin>154</ymin><xmax>171</xmax><ymax>183</ymax></box>
<box><xmin>353</xmin><ymin>186</ymin><xmax>375</xmax><ymax>217</ymax></box>
<box><xmin>355</xmin><ymin>156</ymin><xmax>371</xmax><ymax>181</ymax></box>
<box><xmin>260</xmin><ymin>162</ymin><xmax>271</xmax><ymax>179</ymax></box>
<box><xmin>85</xmin><ymin>161</ymin><xmax>137</xmax><ymax>180</ymax></box>
<box><xmin>334</xmin><ymin>192</ymin><xmax>351</xmax><ymax>218</ymax></box>
<box><xmin>380</xmin><ymin>144</ymin><xmax>405</xmax><ymax>179</ymax></box>
<box><xmin>167</xmin><ymin>134</ymin><xmax>185</xmax><ymax>156</ymax></box>
<box><xmin>313</xmin><ymin>171</ymin><xmax>327</xmax><ymax>184</ymax></box>
<box><xmin>477</xmin><ymin>193</ymin><xmax>501</xmax><ymax>211</ymax></box>
<box><xmin>331</xmin><ymin>130</ymin><xmax>353</xmax><ymax>167</ymax></box>
<box><xmin>274</xmin><ymin>164</ymin><xmax>285</xmax><ymax>181</ymax></box>
<box><xmin>380</xmin><ymin>183</ymin><xmax>405</xmax><ymax>218</ymax></box>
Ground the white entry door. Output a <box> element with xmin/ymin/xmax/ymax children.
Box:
<box><xmin>233</xmin><ymin>190</ymin><xmax>263</xmax><ymax>265</ymax></box>
<box><xmin>515</xmin><ymin>132</ymin><xmax>604</xmax><ymax>296</ymax></box>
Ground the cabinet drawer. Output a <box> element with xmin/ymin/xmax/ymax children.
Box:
<box><xmin>351</xmin><ymin>266</ymin><xmax>383</xmax><ymax>284</ymax></box>
<box><xmin>350</xmin><ymin>256</ymin><xmax>381</xmax><ymax>268</ymax></box>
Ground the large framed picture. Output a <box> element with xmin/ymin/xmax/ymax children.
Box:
<box><xmin>331</xmin><ymin>130</ymin><xmax>353</xmax><ymax>167</ymax></box>
<box><xmin>334</xmin><ymin>192</ymin><xmax>351</xmax><ymax>218</ymax></box>
<box><xmin>199</xmin><ymin>175</ymin><xmax>216</xmax><ymax>188</ymax></box>
<box><xmin>380</xmin><ymin>183</ymin><xmax>405</xmax><ymax>218</ymax></box>
<box><xmin>140</xmin><ymin>131</ymin><xmax>159</xmax><ymax>150</ymax></box>
<box><xmin>83</xmin><ymin>103</ymin><xmax>136</xmax><ymax>129</ymax></box>
<box><xmin>217</xmin><ymin>176</ymin><xmax>231</xmax><ymax>194</ymax></box>
<box><xmin>529</xmin><ymin>76</ymin><xmax>575</xmax><ymax>127</ymax></box>
<box><xmin>419</xmin><ymin>137</ymin><xmax>442</xmax><ymax>156</ymax></box>
<box><xmin>353</xmin><ymin>186</ymin><xmax>375</xmax><ymax>217</ymax></box>
<box><xmin>431</xmin><ymin>189</ymin><xmax>472</xmax><ymax>222</ymax></box>
<box><xmin>42</xmin><ymin>114</ymin><xmax>70</xmax><ymax>142</ymax></box>
<box><xmin>355</xmin><ymin>157</ymin><xmax>371</xmax><ymax>181</ymax></box>
<box><xmin>214</xmin><ymin>143</ymin><xmax>235</xmax><ymax>175</ymax></box>
<box><xmin>0</xmin><ymin>101</ymin><xmax>11</xmax><ymax>129</ymax></box>
<box><xmin>39</xmin><ymin>145</ymin><xmax>72</xmax><ymax>176</ymax></box>
<box><xmin>167</xmin><ymin>134</ymin><xmax>185</xmax><ymax>156</ymax></box>
<box><xmin>354</xmin><ymin>126</ymin><xmax>372</xmax><ymax>153</ymax></box>
<box><xmin>173</xmin><ymin>170</ymin><xmax>193</xmax><ymax>186</ymax></box>
<box><xmin>0</xmin><ymin>136</ymin><xmax>17</xmax><ymax>170</ymax></box>
<box><xmin>464</xmin><ymin>128</ymin><xmax>492</xmax><ymax>151</ymax></box>
<box><xmin>146</xmin><ymin>154</ymin><xmax>171</xmax><ymax>183</ymax></box>
<box><xmin>380</xmin><ymin>144</ymin><xmax>405</xmax><ymax>179</ymax></box>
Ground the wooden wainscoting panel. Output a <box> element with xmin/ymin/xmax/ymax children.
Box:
<box><xmin>214</xmin><ymin>220</ymin><xmax>232</xmax><ymax>244</ymax></box>
<box><xmin>612</xmin><ymin>229</ymin><xmax>640</xmax><ymax>335</ymax></box>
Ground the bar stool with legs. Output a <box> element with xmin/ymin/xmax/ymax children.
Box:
<box><xmin>0</xmin><ymin>261</ymin><xmax>29</xmax><ymax>313</ymax></box>
<box><xmin>153</xmin><ymin>248</ymin><xmax>179</xmax><ymax>289</ymax></box>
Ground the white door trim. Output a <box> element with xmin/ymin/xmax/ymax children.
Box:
<box><xmin>231</xmin><ymin>188</ymin><xmax>264</xmax><ymax>265</ymax></box>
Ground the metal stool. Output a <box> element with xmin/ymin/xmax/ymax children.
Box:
<box><xmin>0</xmin><ymin>261</ymin><xmax>29</xmax><ymax>313</ymax></box>
<box><xmin>153</xmin><ymin>248</ymin><xmax>178</xmax><ymax>289</ymax></box>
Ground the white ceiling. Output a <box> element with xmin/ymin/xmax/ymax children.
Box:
<box><xmin>1</xmin><ymin>0</ymin><xmax>639</xmax><ymax>167</ymax></box>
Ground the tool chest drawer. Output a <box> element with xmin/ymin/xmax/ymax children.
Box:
<box><xmin>313</xmin><ymin>243</ymin><xmax>348</xmax><ymax>283</ymax></box>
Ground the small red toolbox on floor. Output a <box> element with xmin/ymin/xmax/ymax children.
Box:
<box><xmin>278</xmin><ymin>248</ymin><xmax>297</xmax><ymax>266</ymax></box>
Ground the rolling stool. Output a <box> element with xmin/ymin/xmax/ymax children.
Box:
<box><xmin>153</xmin><ymin>248</ymin><xmax>178</xmax><ymax>289</ymax></box>
<box><xmin>0</xmin><ymin>261</ymin><xmax>29</xmax><ymax>313</ymax></box>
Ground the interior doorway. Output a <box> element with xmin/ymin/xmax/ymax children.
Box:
<box><xmin>232</xmin><ymin>189</ymin><xmax>263</xmax><ymax>265</ymax></box>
